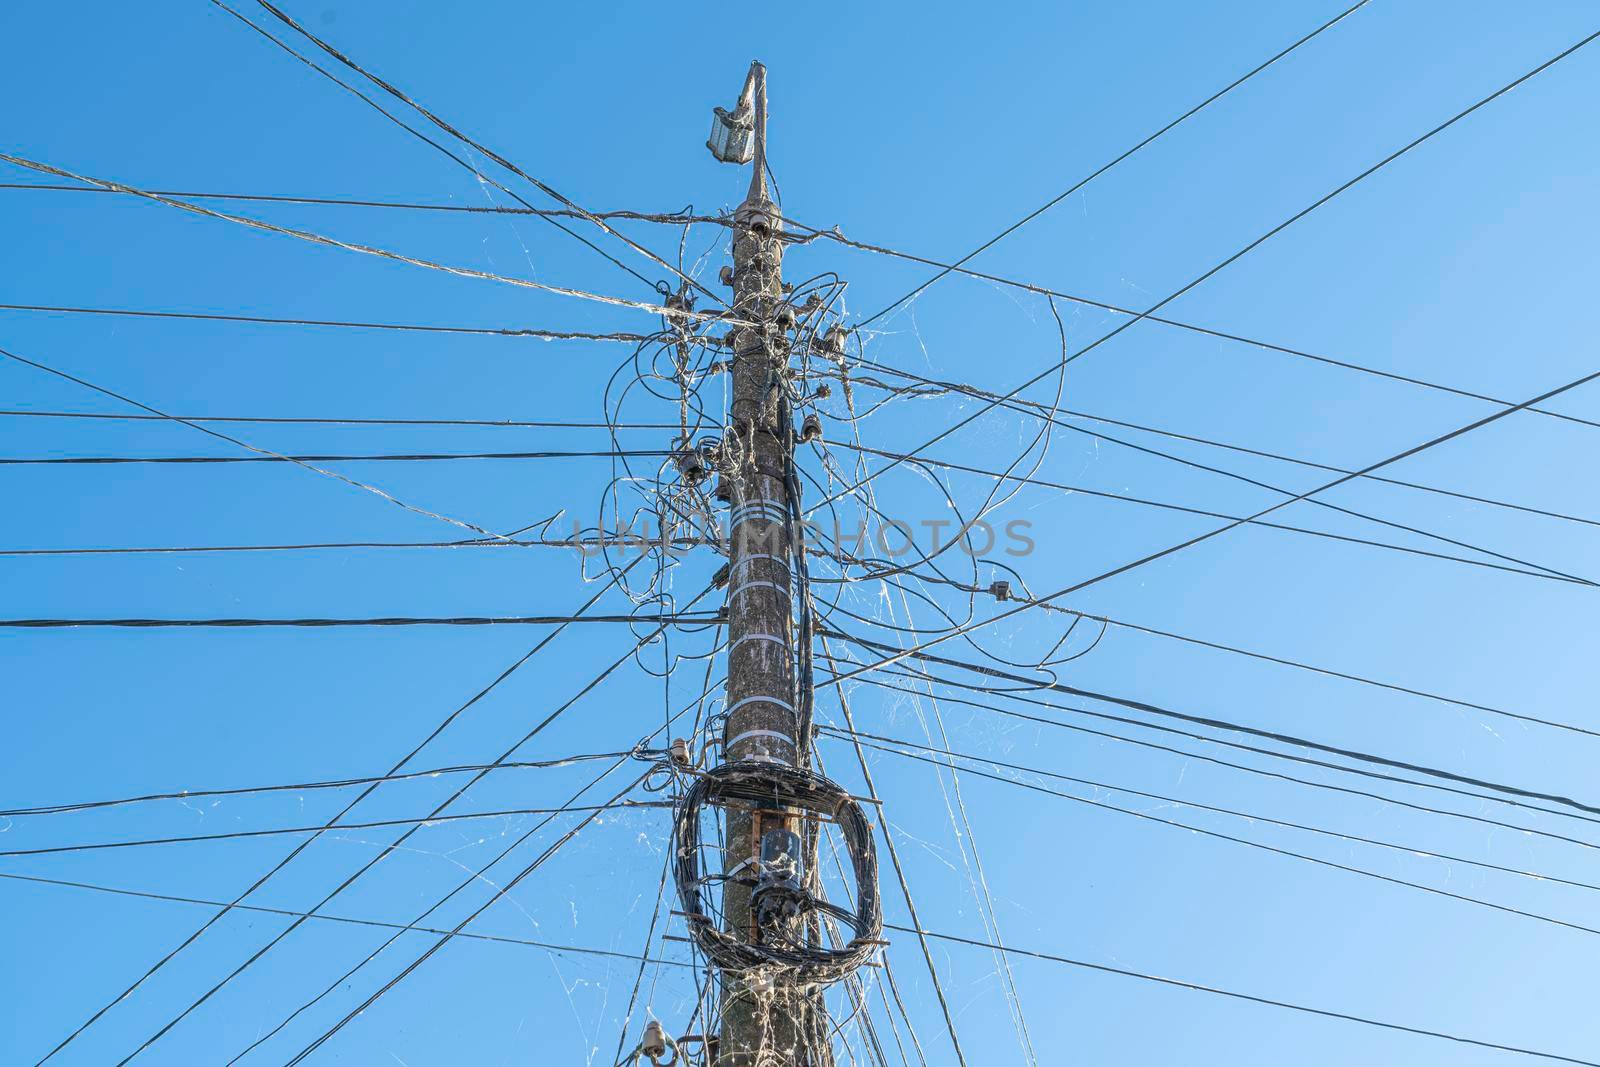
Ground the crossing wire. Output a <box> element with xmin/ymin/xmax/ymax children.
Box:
<box><xmin>0</xmin><ymin>751</ymin><xmax>637</xmax><ymax>818</ymax></box>
<box><xmin>0</xmin><ymin>872</ymin><xmax>696</xmax><ymax>969</ymax></box>
<box><xmin>0</xmin><ymin>342</ymin><xmax>548</xmax><ymax>546</ymax></box>
<box><xmin>818</xmin><ymin>28</ymin><xmax>1600</xmax><ymax>516</ymax></box>
<box><xmin>0</xmin><ymin>302</ymin><xmax>662</xmax><ymax>341</ymax></box>
<box><xmin>110</xmin><ymin>579</ymin><xmax>715</xmax><ymax>1063</ymax></box>
<box><xmin>893</xmin><ymin>925</ymin><xmax>1600</xmax><ymax>1066</ymax></box>
<box><xmin>0</xmin><ymin>801</ymin><xmax>667</xmax><ymax>859</ymax></box>
<box><xmin>0</xmin><ymin>613</ymin><xmax>717</xmax><ymax>629</ymax></box>
<box><xmin>857</xmin><ymin>0</ymin><xmax>1372</xmax><ymax>326</ymax></box>
<box><xmin>822</xmin><ymin>723</ymin><xmax>1600</xmax><ymax>916</ymax></box>
<box><xmin>30</xmin><ymin>559</ymin><xmax>643</xmax><ymax>1064</ymax></box>
<box><xmin>826</xmin><ymin>628</ymin><xmax>1600</xmax><ymax>825</ymax></box>
<box><xmin>0</xmin><ymin>182</ymin><xmax>724</xmax><ymax>223</ymax></box>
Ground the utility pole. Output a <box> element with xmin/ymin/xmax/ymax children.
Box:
<box><xmin>709</xmin><ymin>62</ymin><xmax>828</xmax><ymax>1066</ymax></box>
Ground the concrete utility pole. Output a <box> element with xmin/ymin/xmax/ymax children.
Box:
<box><xmin>712</xmin><ymin>62</ymin><xmax>827</xmax><ymax>1066</ymax></box>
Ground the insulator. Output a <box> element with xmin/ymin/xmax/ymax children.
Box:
<box><xmin>822</xmin><ymin>324</ymin><xmax>850</xmax><ymax>356</ymax></box>
<box><xmin>800</xmin><ymin>413</ymin><xmax>823</xmax><ymax>443</ymax></box>
<box><xmin>669</xmin><ymin>738</ymin><xmax>693</xmax><ymax>768</ymax></box>
<box><xmin>776</xmin><ymin>305</ymin><xmax>797</xmax><ymax>330</ymax></box>
<box><xmin>989</xmin><ymin>580</ymin><xmax>1011</xmax><ymax>602</ymax></box>
<box><xmin>675</xmin><ymin>450</ymin><xmax>708</xmax><ymax>484</ymax></box>
<box><xmin>814</xmin><ymin>382</ymin><xmax>831</xmax><ymax>399</ymax></box>
<box><xmin>719</xmin><ymin>265</ymin><xmax>735</xmax><ymax>287</ymax></box>
<box><xmin>642</xmin><ymin>1020</ymin><xmax>668</xmax><ymax>1058</ymax></box>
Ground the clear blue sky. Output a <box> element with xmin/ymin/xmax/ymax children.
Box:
<box><xmin>4</xmin><ymin>2</ymin><xmax>1600</xmax><ymax>1064</ymax></box>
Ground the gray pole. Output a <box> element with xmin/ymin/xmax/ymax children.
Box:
<box><xmin>714</xmin><ymin>62</ymin><xmax>827</xmax><ymax>1067</ymax></box>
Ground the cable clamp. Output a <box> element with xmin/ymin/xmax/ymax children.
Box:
<box><xmin>725</xmin><ymin>695</ymin><xmax>797</xmax><ymax>716</ymax></box>
<box><xmin>729</xmin><ymin>633</ymin><xmax>790</xmax><ymax>656</ymax></box>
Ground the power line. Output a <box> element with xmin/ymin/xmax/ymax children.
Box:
<box><xmin>0</xmin><ymin>182</ymin><xmax>723</xmax><ymax>224</ymax></box>
<box><xmin>825</xmin><ymin>628</ymin><xmax>1600</xmax><ymax>824</ymax></box>
<box><xmin>829</xmin><ymin>440</ymin><xmax>1590</xmax><ymax>589</ymax></box>
<box><xmin>230</xmin><ymin>655</ymin><xmax>721</xmax><ymax>1064</ymax></box>
<box><xmin>822</xmin><ymin>324</ymin><xmax>1600</xmax><ymax>718</ymax></box>
<box><xmin>0</xmin><ymin>342</ymin><xmax>541</xmax><ymax>545</ymax></box>
<box><xmin>805</xmin><ymin>225</ymin><xmax>1600</xmax><ymax>436</ymax></box>
<box><xmin>1083</xmin><ymin>609</ymin><xmax>1598</xmax><ymax>739</ymax></box>
<box><xmin>0</xmin><ymin>410</ymin><xmax>682</xmax><ymax>430</ymax></box>
<box><xmin>0</xmin><ymin>613</ymin><xmax>718</xmax><ymax>629</ymax></box>
<box><xmin>0</xmin><ymin>536</ymin><xmax>711</xmax><ymax>557</ymax></box>
<box><xmin>0</xmin><ymin>449</ymin><xmax>675</xmax><ymax>464</ymax></box>
<box><xmin>0</xmin><ymin>302</ymin><xmax>662</xmax><ymax>341</ymax></box>
<box><xmin>0</xmin><ymin>751</ymin><xmax>636</xmax><ymax>818</ymax></box>
<box><xmin>238</xmin><ymin>0</ymin><xmax>725</xmax><ymax>308</ymax></box>
<box><xmin>104</xmin><ymin>581</ymin><xmax>712</xmax><ymax>1063</ymax></box>
<box><xmin>276</xmin><ymin>774</ymin><xmax>648</xmax><ymax>1065</ymax></box>
<box><xmin>0</xmin><ymin>872</ymin><xmax>696</xmax><ymax>968</ymax></box>
<box><xmin>895</xmin><ymin>924</ymin><xmax>1600</xmax><ymax>1066</ymax></box>
<box><xmin>0</xmin><ymin>153</ymin><xmax>736</xmax><ymax>328</ymax></box>
<box><xmin>818</xmin><ymin>28</ymin><xmax>1600</xmax><ymax>523</ymax></box>
<box><xmin>847</xmin><ymin>361</ymin><xmax>1600</xmax><ymax>530</ymax></box>
<box><xmin>8</xmin><ymin>389</ymin><xmax>1593</xmax><ymax>529</ymax></box>
<box><xmin>857</xmin><ymin>0</ymin><xmax>1371</xmax><ymax>326</ymax></box>
<box><xmin>850</xmin><ymin>667</ymin><xmax>1600</xmax><ymax>856</ymax></box>
<box><xmin>0</xmin><ymin>801</ymin><xmax>666</xmax><ymax>858</ymax></box>
<box><xmin>832</xmin><ymin>727</ymin><xmax>1600</xmax><ymax>939</ymax></box>
<box><xmin>30</xmin><ymin>561</ymin><xmax>644</xmax><ymax>1063</ymax></box>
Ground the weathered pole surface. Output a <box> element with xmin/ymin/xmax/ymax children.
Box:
<box><xmin>716</xmin><ymin>62</ymin><xmax>823</xmax><ymax>1066</ymax></box>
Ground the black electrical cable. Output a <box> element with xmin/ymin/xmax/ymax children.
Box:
<box><xmin>236</xmin><ymin>0</ymin><xmax>724</xmax><ymax>311</ymax></box>
<box><xmin>30</xmin><ymin>559</ymin><xmax>645</xmax><ymax>1065</ymax></box>
<box><xmin>276</xmin><ymin>774</ymin><xmax>650</xmax><ymax>1066</ymax></box>
<box><xmin>0</xmin><ymin>342</ymin><xmax>542</xmax><ymax>545</ymax></box>
<box><xmin>0</xmin><ymin>182</ymin><xmax>723</xmax><ymax>224</ymax></box>
<box><xmin>857</xmin><ymin>0</ymin><xmax>1371</xmax><ymax>326</ymax></box>
<box><xmin>827</xmin><ymin>440</ymin><xmax>1588</xmax><ymax>589</ymax></box>
<box><xmin>0</xmin><ymin>535</ymin><xmax>711</xmax><ymax>558</ymax></box>
<box><xmin>848</xmin><ymin>667</ymin><xmax>1600</xmax><ymax>856</ymax></box>
<box><xmin>825</xmin><ymin>629</ymin><xmax>1600</xmax><ymax>825</ymax></box>
<box><xmin>0</xmin><ymin>751</ymin><xmax>636</xmax><ymax>818</ymax></box>
<box><xmin>890</xmin><ymin>925</ymin><xmax>1600</xmax><ymax>1066</ymax></box>
<box><xmin>109</xmin><ymin>581</ymin><xmax>716</xmax><ymax>1064</ymax></box>
<box><xmin>842</xmin><ymin>361</ymin><xmax>1600</xmax><ymax>568</ymax></box>
<box><xmin>0</xmin><ymin>613</ymin><xmax>718</xmax><ymax>629</ymax></box>
<box><xmin>802</xmin><ymin>223</ymin><xmax>1600</xmax><ymax>436</ymax></box>
<box><xmin>0</xmin><ymin>410</ymin><xmax>683</xmax><ymax>430</ymax></box>
<box><xmin>0</xmin><ymin>872</ymin><xmax>697</xmax><ymax>968</ymax></box>
<box><xmin>0</xmin><ymin>801</ymin><xmax>667</xmax><ymax>858</ymax></box>
<box><xmin>821</xmin><ymin>351</ymin><xmax>1600</xmax><ymax>715</ymax></box>
<box><xmin>228</xmin><ymin>667</ymin><xmax>725</xmax><ymax>1065</ymax></box>
<box><xmin>819</xmin><ymin>28</ymin><xmax>1600</xmax><ymax>519</ymax></box>
<box><xmin>0</xmin><ymin>449</ymin><xmax>675</xmax><ymax>464</ymax></box>
<box><xmin>819</xmin><ymin>723</ymin><xmax>1600</xmax><ymax>901</ymax></box>
<box><xmin>0</xmin><ymin>303</ymin><xmax>662</xmax><ymax>341</ymax></box>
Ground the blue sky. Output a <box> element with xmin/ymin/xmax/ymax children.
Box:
<box><xmin>4</xmin><ymin>1</ymin><xmax>1600</xmax><ymax>1064</ymax></box>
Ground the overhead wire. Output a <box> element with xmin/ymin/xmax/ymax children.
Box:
<box><xmin>0</xmin><ymin>181</ymin><xmax>726</xmax><ymax>224</ymax></box>
<box><xmin>0</xmin><ymin>801</ymin><xmax>667</xmax><ymax>859</ymax></box>
<box><xmin>0</xmin><ymin>153</ymin><xmax>739</xmax><ymax>329</ymax></box>
<box><xmin>891</xmin><ymin>924</ymin><xmax>1600</xmax><ymax>1066</ymax></box>
<box><xmin>0</xmin><ymin>750</ymin><xmax>639</xmax><ymax>818</ymax></box>
<box><xmin>855</xmin><ymin>0</ymin><xmax>1373</xmax><ymax>326</ymax></box>
<box><xmin>817</xmin><ymin>28</ymin><xmax>1600</xmax><ymax>519</ymax></box>
<box><xmin>825</xmin><ymin>628</ymin><xmax>1600</xmax><ymax>825</ymax></box>
<box><xmin>0</xmin><ymin>302</ymin><xmax>663</xmax><ymax>341</ymax></box>
<box><xmin>0</xmin><ymin>872</ymin><xmax>697</xmax><ymax>969</ymax></box>
<box><xmin>0</xmin><ymin>342</ymin><xmax>550</xmax><ymax>546</ymax></box>
<box><xmin>30</xmin><ymin>558</ymin><xmax>644</xmax><ymax>1064</ymax></box>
